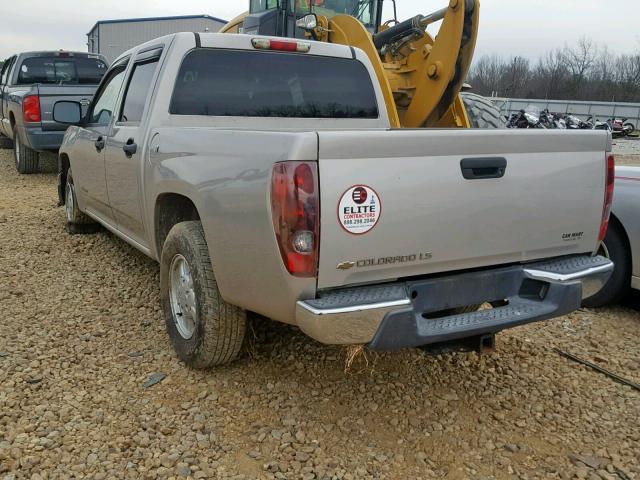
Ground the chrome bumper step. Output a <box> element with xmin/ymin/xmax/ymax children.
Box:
<box><xmin>296</xmin><ymin>255</ymin><xmax>613</xmax><ymax>348</ymax></box>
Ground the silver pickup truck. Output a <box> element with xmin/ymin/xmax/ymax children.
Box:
<box><xmin>0</xmin><ymin>51</ymin><xmax>108</xmax><ymax>173</ymax></box>
<box><xmin>54</xmin><ymin>32</ymin><xmax>614</xmax><ymax>368</ymax></box>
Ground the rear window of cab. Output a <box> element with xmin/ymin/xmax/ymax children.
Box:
<box><xmin>170</xmin><ymin>49</ymin><xmax>379</xmax><ymax>119</ymax></box>
<box><xmin>16</xmin><ymin>56</ymin><xmax>107</xmax><ymax>85</ymax></box>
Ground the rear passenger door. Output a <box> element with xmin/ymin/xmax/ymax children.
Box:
<box><xmin>104</xmin><ymin>47</ymin><xmax>162</xmax><ymax>248</ymax></box>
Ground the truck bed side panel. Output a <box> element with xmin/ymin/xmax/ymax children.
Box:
<box><xmin>146</xmin><ymin>127</ymin><xmax>319</xmax><ymax>324</ymax></box>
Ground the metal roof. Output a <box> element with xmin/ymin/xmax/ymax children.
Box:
<box><xmin>87</xmin><ymin>14</ymin><xmax>228</xmax><ymax>35</ymax></box>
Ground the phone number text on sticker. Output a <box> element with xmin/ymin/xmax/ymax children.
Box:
<box><xmin>338</xmin><ymin>185</ymin><xmax>381</xmax><ymax>235</ymax></box>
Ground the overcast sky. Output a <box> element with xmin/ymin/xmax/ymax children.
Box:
<box><xmin>1</xmin><ymin>0</ymin><xmax>638</xmax><ymax>61</ymax></box>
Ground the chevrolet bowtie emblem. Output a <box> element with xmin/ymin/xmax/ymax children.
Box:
<box><xmin>336</xmin><ymin>261</ymin><xmax>355</xmax><ymax>270</ymax></box>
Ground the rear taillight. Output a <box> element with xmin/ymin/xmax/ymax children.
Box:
<box><xmin>23</xmin><ymin>95</ymin><xmax>41</xmax><ymax>123</ymax></box>
<box><xmin>599</xmin><ymin>154</ymin><xmax>615</xmax><ymax>242</ymax></box>
<box><xmin>252</xmin><ymin>38</ymin><xmax>311</xmax><ymax>53</ymax></box>
<box><xmin>271</xmin><ymin>161</ymin><xmax>319</xmax><ymax>277</ymax></box>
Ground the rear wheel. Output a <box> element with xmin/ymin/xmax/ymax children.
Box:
<box><xmin>583</xmin><ymin>221</ymin><xmax>631</xmax><ymax>308</ymax></box>
<box><xmin>461</xmin><ymin>93</ymin><xmax>506</xmax><ymax>129</ymax></box>
<box><xmin>160</xmin><ymin>221</ymin><xmax>247</xmax><ymax>368</ymax></box>
<box><xmin>65</xmin><ymin>169</ymin><xmax>100</xmax><ymax>234</ymax></box>
<box><xmin>14</xmin><ymin>135</ymin><xmax>39</xmax><ymax>174</ymax></box>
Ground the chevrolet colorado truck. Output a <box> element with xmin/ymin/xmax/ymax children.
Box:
<box><xmin>54</xmin><ymin>32</ymin><xmax>614</xmax><ymax>368</ymax></box>
<box><xmin>0</xmin><ymin>51</ymin><xmax>108</xmax><ymax>173</ymax></box>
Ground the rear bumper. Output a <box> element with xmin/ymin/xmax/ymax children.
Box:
<box><xmin>296</xmin><ymin>255</ymin><xmax>613</xmax><ymax>349</ymax></box>
<box><xmin>22</xmin><ymin>126</ymin><xmax>65</xmax><ymax>152</ymax></box>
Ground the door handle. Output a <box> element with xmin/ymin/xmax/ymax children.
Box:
<box><xmin>94</xmin><ymin>136</ymin><xmax>105</xmax><ymax>152</ymax></box>
<box><xmin>123</xmin><ymin>138</ymin><xmax>137</xmax><ymax>157</ymax></box>
<box><xmin>461</xmin><ymin>157</ymin><xmax>507</xmax><ymax>180</ymax></box>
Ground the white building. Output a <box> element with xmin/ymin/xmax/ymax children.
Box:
<box><xmin>87</xmin><ymin>15</ymin><xmax>227</xmax><ymax>63</ymax></box>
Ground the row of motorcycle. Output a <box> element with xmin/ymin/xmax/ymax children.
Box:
<box><xmin>505</xmin><ymin>106</ymin><xmax>636</xmax><ymax>137</ymax></box>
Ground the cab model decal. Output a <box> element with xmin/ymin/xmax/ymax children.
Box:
<box><xmin>338</xmin><ymin>185</ymin><xmax>381</xmax><ymax>235</ymax></box>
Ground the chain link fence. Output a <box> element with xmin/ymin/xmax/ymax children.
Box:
<box><xmin>494</xmin><ymin>98</ymin><xmax>640</xmax><ymax>127</ymax></box>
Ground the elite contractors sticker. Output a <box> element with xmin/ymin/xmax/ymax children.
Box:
<box><xmin>338</xmin><ymin>185</ymin><xmax>381</xmax><ymax>235</ymax></box>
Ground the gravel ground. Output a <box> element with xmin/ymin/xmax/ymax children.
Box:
<box><xmin>1</xmin><ymin>148</ymin><xmax>639</xmax><ymax>480</ymax></box>
<box><xmin>613</xmin><ymin>137</ymin><xmax>640</xmax><ymax>157</ymax></box>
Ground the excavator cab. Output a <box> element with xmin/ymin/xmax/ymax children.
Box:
<box><xmin>245</xmin><ymin>0</ymin><xmax>384</xmax><ymax>38</ymax></box>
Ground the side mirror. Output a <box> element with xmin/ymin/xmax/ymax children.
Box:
<box><xmin>296</xmin><ymin>14</ymin><xmax>318</xmax><ymax>31</ymax></box>
<box><xmin>53</xmin><ymin>101</ymin><xmax>82</xmax><ymax>125</ymax></box>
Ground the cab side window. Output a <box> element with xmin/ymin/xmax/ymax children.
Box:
<box><xmin>118</xmin><ymin>58</ymin><xmax>160</xmax><ymax>124</ymax></box>
<box><xmin>0</xmin><ymin>62</ymin><xmax>8</xmax><ymax>85</ymax></box>
<box><xmin>1</xmin><ymin>56</ymin><xmax>16</xmax><ymax>85</ymax></box>
<box><xmin>89</xmin><ymin>66</ymin><xmax>126</xmax><ymax>126</ymax></box>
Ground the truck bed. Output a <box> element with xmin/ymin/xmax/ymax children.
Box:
<box><xmin>36</xmin><ymin>85</ymin><xmax>96</xmax><ymax>131</ymax></box>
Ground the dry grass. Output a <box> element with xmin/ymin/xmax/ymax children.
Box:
<box><xmin>342</xmin><ymin>344</ymin><xmax>379</xmax><ymax>374</ymax></box>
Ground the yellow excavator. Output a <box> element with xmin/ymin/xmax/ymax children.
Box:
<box><xmin>220</xmin><ymin>0</ymin><xmax>503</xmax><ymax>130</ymax></box>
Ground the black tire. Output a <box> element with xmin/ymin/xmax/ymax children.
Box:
<box><xmin>623</xmin><ymin>122</ymin><xmax>635</xmax><ymax>134</ymax></box>
<box><xmin>583</xmin><ymin>220</ymin><xmax>631</xmax><ymax>308</ymax></box>
<box><xmin>160</xmin><ymin>221</ymin><xmax>247</xmax><ymax>368</ymax></box>
<box><xmin>0</xmin><ymin>134</ymin><xmax>13</xmax><ymax>149</ymax></box>
<box><xmin>64</xmin><ymin>169</ymin><xmax>100</xmax><ymax>234</ymax></box>
<box><xmin>461</xmin><ymin>93</ymin><xmax>506</xmax><ymax>129</ymax></box>
<box><xmin>14</xmin><ymin>135</ymin><xmax>39</xmax><ymax>174</ymax></box>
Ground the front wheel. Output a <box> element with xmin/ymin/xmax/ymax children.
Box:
<box><xmin>64</xmin><ymin>169</ymin><xmax>100</xmax><ymax>234</ymax></box>
<box><xmin>14</xmin><ymin>135</ymin><xmax>39</xmax><ymax>174</ymax></box>
<box><xmin>623</xmin><ymin>122</ymin><xmax>635</xmax><ymax>134</ymax></box>
<box><xmin>582</xmin><ymin>221</ymin><xmax>631</xmax><ymax>308</ymax></box>
<box><xmin>160</xmin><ymin>221</ymin><xmax>247</xmax><ymax>368</ymax></box>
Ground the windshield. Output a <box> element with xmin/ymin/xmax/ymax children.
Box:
<box><xmin>297</xmin><ymin>0</ymin><xmax>380</xmax><ymax>28</ymax></box>
<box><xmin>17</xmin><ymin>56</ymin><xmax>108</xmax><ymax>85</ymax></box>
<box><xmin>525</xmin><ymin>104</ymin><xmax>540</xmax><ymax>117</ymax></box>
<box><xmin>249</xmin><ymin>0</ymin><xmax>381</xmax><ymax>30</ymax></box>
<box><xmin>250</xmin><ymin>0</ymin><xmax>279</xmax><ymax>12</ymax></box>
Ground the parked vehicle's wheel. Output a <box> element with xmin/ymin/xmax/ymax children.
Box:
<box><xmin>460</xmin><ymin>93</ymin><xmax>506</xmax><ymax>129</ymax></box>
<box><xmin>623</xmin><ymin>122</ymin><xmax>635</xmax><ymax>134</ymax></box>
<box><xmin>160</xmin><ymin>221</ymin><xmax>247</xmax><ymax>368</ymax></box>
<box><xmin>0</xmin><ymin>134</ymin><xmax>13</xmax><ymax>150</ymax></box>
<box><xmin>583</xmin><ymin>220</ymin><xmax>631</xmax><ymax>308</ymax></box>
<box><xmin>14</xmin><ymin>135</ymin><xmax>39</xmax><ymax>174</ymax></box>
<box><xmin>64</xmin><ymin>169</ymin><xmax>100</xmax><ymax>234</ymax></box>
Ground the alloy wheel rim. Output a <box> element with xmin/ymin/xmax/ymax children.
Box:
<box><xmin>15</xmin><ymin>139</ymin><xmax>21</xmax><ymax>166</ymax></box>
<box><xmin>169</xmin><ymin>254</ymin><xmax>197</xmax><ymax>340</ymax></box>
<box><xmin>66</xmin><ymin>184</ymin><xmax>74</xmax><ymax>222</ymax></box>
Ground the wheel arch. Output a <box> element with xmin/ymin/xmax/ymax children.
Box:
<box><xmin>154</xmin><ymin>192</ymin><xmax>201</xmax><ymax>258</ymax></box>
<box><xmin>58</xmin><ymin>153</ymin><xmax>71</xmax><ymax>206</ymax></box>
<box><xmin>8</xmin><ymin>111</ymin><xmax>18</xmax><ymax>141</ymax></box>
<box><xmin>608</xmin><ymin>212</ymin><xmax>633</xmax><ymax>268</ymax></box>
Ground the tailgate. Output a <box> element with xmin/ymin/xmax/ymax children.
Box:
<box><xmin>317</xmin><ymin>129</ymin><xmax>610</xmax><ymax>289</ymax></box>
<box><xmin>37</xmin><ymin>85</ymin><xmax>97</xmax><ymax>131</ymax></box>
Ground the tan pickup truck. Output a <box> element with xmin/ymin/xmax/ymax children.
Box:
<box><xmin>54</xmin><ymin>32</ymin><xmax>614</xmax><ymax>368</ymax></box>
